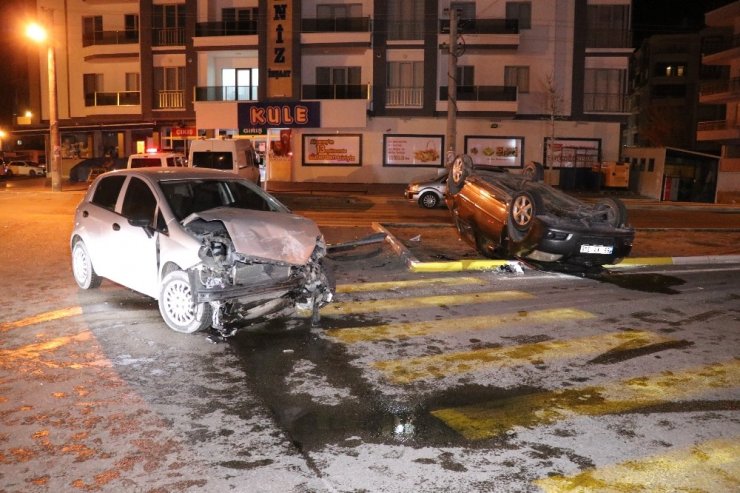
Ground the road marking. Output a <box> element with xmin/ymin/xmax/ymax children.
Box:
<box><xmin>326</xmin><ymin>307</ymin><xmax>593</xmax><ymax>344</ymax></box>
<box><xmin>322</xmin><ymin>290</ymin><xmax>534</xmax><ymax>315</ymax></box>
<box><xmin>0</xmin><ymin>306</ymin><xmax>83</xmax><ymax>332</ymax></box>
<box><xmin>335</xmin><ymin>276</ymin><xmax>487</xmax><ymax>294</ymax></box>
<box><xmin>533</xmin><ymin>437</ymin><xmax>740</xmax><ymax>493</ymax></box>
<box><xmin>375</xmin><ymin>329</ymin><xmax>673</xmax><ymax>384</ymax></box>
<box><xmin>0</xmin><ymin>332</ymin><xmax>94</xmax><ymax>367</ymax></box>
<box><xmin>432</xmin><ymin>359</ymin><xmax>740</xmax><ymax>440</ymax></box>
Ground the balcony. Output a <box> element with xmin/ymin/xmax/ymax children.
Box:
<box><xmin>437</xmin><ymin>85</ymin><xmax>517</xmax><ymax>113</ymax></box>
<box><xmin>83</xmin><ymin>30</ymin><xmax>139</xmax><ymax>47</ymax></box>
<box><xmin>700</xmin><ymin>77</ymin><xmax>740</xmax><ymax>104</ymax></box>
<box><xmin>386</xmin><ymin>88</ymin><xmax>423</xmax><ymax>108</ymax></box>
<box><xmin>153</xmin><ymin>28</ymin><xmax>185</xmax><ymax>47</ymax></box>
<box><xmin>301</xmin><ymin>17</ymin><xmax>371</xmax><ymax>46</ymax></box>
<box><xmin>697</xmin><ymin>119</ymin><xmax>740</xmax><ymax>142</ymax></box>
<box><xmin>155</xmin><ymin>90</ymin><xmax>185</xmax><ymax>110</ymax></box>
<box><xmin>302</xmin><ymin>84</ymin><xmax>370</xmax><ymax>100</ymax></box>
<box><xmin>438</xmin><ymin>18</ymin><xmax>518</xmax><ymax>49</ymax></box>
<box><xmin>84</xmin><ymin>91</ymin><xmax>140</xmax><ymax>107</ymax></box>
<box><xmin>702</xmin><ymin>35</ymin><xmax>740</xmax><ymax>66</ymax></box>
<box><xmin>195</xmin><ymin>20</ymin><xmax>258</xmax><ymax>37</ymax></box>
<box><xmin>194</xmin><ymin>85</ymin><xmax>258</xmax><ymax>102</ymax></box>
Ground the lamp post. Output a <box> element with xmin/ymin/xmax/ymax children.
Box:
<box><xmin>26</xmin><ymin>21</ymin><xmax>61</xmax><ymax>192</ymax></box>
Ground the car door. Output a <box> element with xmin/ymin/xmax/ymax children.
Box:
<box><xmin>107</xmin><ymin>177</ymin><xmax>162</xmax><ymax>298</ymax></box>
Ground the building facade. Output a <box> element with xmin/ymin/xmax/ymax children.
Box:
<box><xmin>699</xmin><ymin>0</ymin><xmax>740</xmax><ymax>204</ymax></box>
<box><xmin>18</xmin><ymin>0</ymin><xmax>632</xmax><ymax>186</ymax></box>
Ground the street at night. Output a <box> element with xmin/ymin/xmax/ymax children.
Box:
<box><xmin>1</xmin><ymin>181</ymin><xmax>738</xmax><ymax>492</ymax></box>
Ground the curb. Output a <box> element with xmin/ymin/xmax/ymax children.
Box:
<box><xmin>372</xmin><ymin>222</ymin><xmax>740</xmax><ymax>273</ymax></box>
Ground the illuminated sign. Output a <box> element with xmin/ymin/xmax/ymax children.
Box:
<box><xmin>238</xmin><ymin>102</ymin><xmax>320</xmax><ymax>133</ymax></box>
<box><xmin>267</xmin><ymin>0</ymin><xmax>294</xmax><ymax>98</ymax></box>
<box><xmin>172</xmin><ymin>127</ymin><xmax>196</xmax><ymax>137</ymax></box>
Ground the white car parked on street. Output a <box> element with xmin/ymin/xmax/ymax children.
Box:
<box><xmin>7</xmin><ymin>160</ymin><xmax>46</xmax><ymax>177</ymax></box>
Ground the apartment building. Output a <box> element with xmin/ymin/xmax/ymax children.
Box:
<box><xmin>699</xmin><ymin>0</ymin><xmax>740</xmax><ymax>204</ymax></box>
<box><xmin>20</xmin><ymin>0</ymin><xmax>632</xmax><ymax>186</ymax></box>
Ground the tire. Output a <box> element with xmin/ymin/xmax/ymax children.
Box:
<box><xmin>596</xmin><ymin>197</ymin><xmax>628</xmax><ymax>228</ymax></box>
<box><xmin>71</xmin><ymin>240</ymin><xmax>102</xmax><ymax>289</ymax></box>
<box><xmin>419</xmin><ymin>191</ymin><xmax>439</xmax><ymax>209</ymax></box>
<box><xmin>522</xmin><ymin>162</ymin><xmax>544</xmax><ymax>181</ymax></box>
<box><xmin>29</xmin><ymin>170</ymin><xmax>36</xmax><ymax>177</ymax></box>
<box><xmin>447</xmin><ymin>154</ymin><xmax>474</xmax><ymax>195</ymax></box>
<box><xmin>158</xmin><ymin>270</ymin><xmax>212</xmax><ymax>334</ymax></box>
<box><xmin>509</xmin><ymin>189</ymin><xmax>543</xmax><ymax>232</ymax></box>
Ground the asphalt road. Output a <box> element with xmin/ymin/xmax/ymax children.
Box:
<box><xmin>0</xmin><ymin>178</ymin><xmax>739</xmax><ymax>492</ymax></box>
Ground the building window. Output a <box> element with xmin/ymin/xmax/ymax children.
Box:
<box><xmin>126</xmin><ymin>73</ymin><xmax>140</xmax><ymax>92</ymax></box>
<box><xmin>222</xmin><ymin>7</ymin><xmax>258</xmax><ymax>34</ymax></box>
<box><xmin>82</xmin><ymin>16</ymin><xmax>103</xmax><ymax>46</ymax></box>
<box><xmin>656</xmin><ymin>63</ymin><xmax>686</xmax><ymax>77</ymax></box>
<box><xmin>154</xmin><ymin>67</ymin><xmax>185</xmax><ymax>109</ymax></box>
<box><xmin>506</xmin><ymin>2</ymin><xmax>531</xmax><ymax>30</ymax></box>
<box><xmin>504</xmin><ymin>66</ymin><xmax>529</xmax><ymax>93</ymax></box>
<box><xmin>83</xmin><ymin>73</ymin><xmax>103</xmax><ymax>106</ymax></box>
<box><xmin>387</xmin><ymin>61</ymin><xmax>424</xmax><ymax>107</ymax></box>
<box><xmin>317</xmin><ymin>3</ymin><xmax>362</xmax><ymax>18</ymax></box>
<box><xmin>451</xmin><ymin>2</ymin><xmax>476</xmax><ymax>19</ymax></box>
<box><xmin>388</xmin><ymin>0</ymin><xmax>424</xmax><ymax>40</ymax></box>
<box><xmin>153</xmin><ymin>3</ymin><xmax>187</xmax><ymax>46</ymax></box>
<box><xmin>309</xmin><ymin>67</ymin><xmax>364</xmax><ymax>99</ymax></box>
<box><xmin>648</xmin><ymin>158</ymin><xmax>655</xmax><ymax>172</ymax></box>
<box><xmin>584</xmin><ymin>68</ymin><xmax>627</xmax><ymax>113</ymax></box>
<box><xmin>124</xmin><ymin>14</ymin><xmax>139</xmax><ymax>40</ymax></box>
<box><xmin>586</xmin><ymin>4</ymin><xmax>629</xmax><ymax>48</ymax></box>
<box><xmin>221</xmin><ymin>68</ymin><xmax>259</xmax><ymax>101</ymax></box>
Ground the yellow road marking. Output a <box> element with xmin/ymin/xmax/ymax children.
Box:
<box><xmin>336</xmin><ymin>276</ymin><xmax>487</xmax><ymax>294</ymax></box>
<box><xmin>375</xmin><ymin>329</ymin><xmax>671</xmax><ymax>384</ymax></box>
<box><xmin>321</xmin><ymin>290</ymin><xmax>534</xmax><ymax>316</ymax></box>
<box><xmin>0</xmin><ymin>332</ymin><xmax>94</xmax><ymax>368</ymax></box>
<box><xmin>0</xmin><ymin>306</ymin><xmax>83</xmax><ymax>332</ymax></box>
<box><xmin>326</xmin><ymin>307</ymin><xmax>594</xmax><ymax>344</ymax></box>
<box><xmin>534</xmin><ymin>437</ymin><xmax>740</xmax><ymax>493</ymax></box>
<box><xmin>432</xmin><ymin>359</ymin><xmax>740</xmax><ymax>440</ymax></box>
<box><xmin>410</xmin><ymin>259</ymin><xmax>513</xmax><ymax>273</ymax></box>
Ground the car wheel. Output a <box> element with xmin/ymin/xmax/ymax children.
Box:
<box><xmin>419</xmin><ymin>191</ymin><xmax>439</xmax><ymax>209</ymax></box>
<box><xmin>475</xmin><ymin>231</ymin><xmax>504</xmax><ymax>259</ymax></box>
<box><xmin>29</xmin><ymin>170</ymin><xmax>36</xmax><ymax>177</ymax></box>
<box><xmin>71</xmin><ymin>240</ymin><xmax>102</xmax><ymax>289</ymax></box>
<box><xmin>509</xmin><ymin>189</ymin><xmax>542</xmax><ymax>232</ymax></box>
<box><xmin>158</xmin><ymin>270</ymin><xmax>212</xmax><ymax>334</ymax></box>
<box><xmin>447</xmin><ymin>154</ymin><xmax>473</xmax><ymax>195</ymax></box>
<box><xmin>522</xmin><ymin>162</ymin><xmax>544</xmax><ymax>181</ymax></box>
<box><xmin>596</xmin><ymin>197</ymin><xmax>629</xmax><ymax>228</ymax></box>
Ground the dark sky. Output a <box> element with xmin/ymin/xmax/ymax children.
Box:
<box><xmin>0</xmin><ymin>0</ymin><xmax>737</xmax><ymax>129</ymax></box>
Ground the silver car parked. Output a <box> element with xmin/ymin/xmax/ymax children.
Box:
<box><xmin>404</xmin><ymin>172</ymin><xmax>448</xmax><ymax>208</ymax></box>
<box><xmin>70</xmin><ymin>168</ymin><xmax>334</xmax><ymax>336</ymax></box>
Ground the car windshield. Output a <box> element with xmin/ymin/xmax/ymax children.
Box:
<box><xmin>159</xmin><ymin>178</ymin><xmax>290</xmax><ymax>221</ymax></box>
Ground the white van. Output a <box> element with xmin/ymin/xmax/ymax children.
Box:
<box><xmin>127</xmin><ymin>152</ymin><xmax>186</xmax><ymax>169</ymax></box>
<box><xmin>188</xmin><ymin>139</ymin><xmax>260</xmax><ymax>184</ymax></box>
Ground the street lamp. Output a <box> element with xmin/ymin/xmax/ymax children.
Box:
<box><xmin>26</xmin><ymin>20</ymin><xmax>61</xmax><ymax>191</ymax></box>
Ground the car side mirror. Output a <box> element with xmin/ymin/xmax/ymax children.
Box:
<box><xmin>128</xmin><ymin>217</ymin><xmax>155</xmax><ymax>238</ymax></box>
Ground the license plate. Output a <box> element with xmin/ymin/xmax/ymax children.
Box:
<box><xmin>580</xmin><ymin>244</ymin><xmax>613</xmax><ymax>254</ymax></box>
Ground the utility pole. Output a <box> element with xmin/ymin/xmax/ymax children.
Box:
<box><xmin>445</xmin><ymin>8</ymin><xmax>459</xmax><ymax>166</ymax></box>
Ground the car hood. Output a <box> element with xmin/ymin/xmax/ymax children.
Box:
<box><xmin>183</xmin><ymin>207</ymin><xmax>322</xmax><ymax>265</ymax></box>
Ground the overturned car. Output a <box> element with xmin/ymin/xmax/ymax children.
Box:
<box><xmin>446</xmin><ymin>155</ymin><xmax>635</xmax><ymax>268</ymax></box>
<box><xmin>70</xmin><ymin>168</ymin><xmax>333</xmax><ymax>336</ymax></box>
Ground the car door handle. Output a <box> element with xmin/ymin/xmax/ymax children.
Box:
<box><xmin>112</xmin><ymin>223</ymin><xmax>120</xmax><ymax>231</ymax></box>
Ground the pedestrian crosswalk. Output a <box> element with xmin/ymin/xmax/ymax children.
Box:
<box><xmin>324</xmin><ymin>274</ymin><xmax>739</xmax><ymax>491</ymax></box>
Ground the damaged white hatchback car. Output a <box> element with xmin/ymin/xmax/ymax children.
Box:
<box><xmin>70</xmin><ymin>168</ymin><xmax>334</xmax><ymax>335</ymax></box>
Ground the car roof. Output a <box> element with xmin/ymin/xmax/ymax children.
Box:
<box><xmin>129</xmin><ymin>152</ymin><xmax>185</xmax><ymax>158</ymax></box>
<box><xmin>99</xmin><ymin>167</ymin><xmax>239</xmax><ymax>182</ymax></box>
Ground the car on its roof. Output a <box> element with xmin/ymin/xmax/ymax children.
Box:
<box><xmin>70</xmin><ymin>167</ymin><xmax>334</xmax><ymax>337</ymax></box>
<box><xmin>446</xmin><ymin>155</ymin><xmax>634</xmax><ymax>269</ymax></box>
<box><xmin>405</xmin><ymin>172</ymin><xmax>448</xmax><ymax>208</ymax></box>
